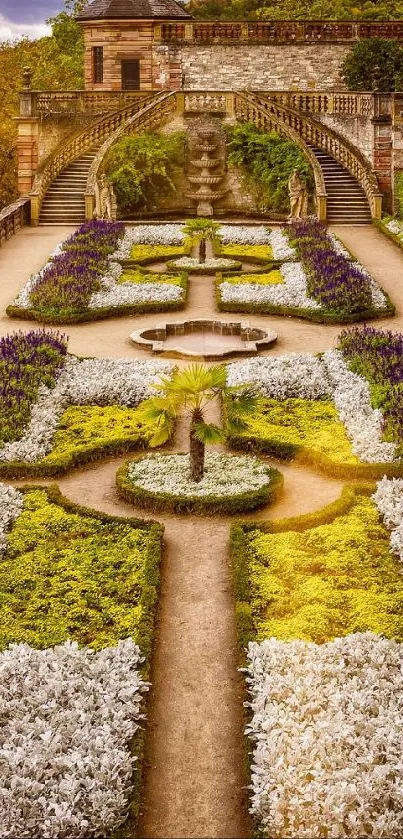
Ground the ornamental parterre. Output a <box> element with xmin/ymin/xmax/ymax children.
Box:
<box><xmin>227</xmin><ymin>350</ymin><xmax>400</xmax><ymax>463</ymax></box>
<box><xmin>0</xmin><ymin>331</ymin><xmax>174</xmax><ymax>465</ymax></box>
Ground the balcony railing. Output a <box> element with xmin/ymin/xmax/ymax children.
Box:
<box><xmin>0</xmin><ymin>198</ymin><xmax>30</xmax><ymax>247</ymax></box>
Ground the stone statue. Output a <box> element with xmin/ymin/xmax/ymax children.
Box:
<box><xmin>288</xmin><ymin>169</ymin><xmax>308</xmax><ymax>220</ymax></box>
<box><xmin>94</xmin><ymin>173</ymin><xmax>117</xmax><ymax>220</ymax></box>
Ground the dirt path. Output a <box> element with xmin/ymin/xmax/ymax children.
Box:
<box><xmin>1</xmin><ymin>221</ymin><xmax>401</xmax><ymax>838</ymax></box>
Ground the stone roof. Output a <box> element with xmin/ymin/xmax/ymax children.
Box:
<box><xmin>76</xmin><ymin>0</ymin><xmax>192</xmax><ymax>20</ymax></box>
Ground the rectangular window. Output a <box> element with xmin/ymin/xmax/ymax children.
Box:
<box><xmin>92</xmin><ymin>47</ymin><xmax>103</xmax><ymax>84</ymax></box>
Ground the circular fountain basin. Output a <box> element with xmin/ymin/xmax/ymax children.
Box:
<box><xmin>130</xmin><ymin>318</ymin><xmax>277</xmax><ymax>359</ymax></box>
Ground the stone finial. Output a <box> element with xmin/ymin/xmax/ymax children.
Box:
<box><xmin>22</xmin><ymin>66</ymin><xmax>33</xmax><ymax>90</ymax></box>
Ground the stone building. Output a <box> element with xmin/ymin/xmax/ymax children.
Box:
<box><xmin>15</xmin><ymin>3</ymin><xmax>403</xmax><ymax>224</ymax></box>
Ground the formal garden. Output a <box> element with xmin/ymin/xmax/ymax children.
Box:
<box><xmin>4</xmin><ymin>0</ymin><xmax>403</xmax><ymax>831</ymax></box>
<box><xmin>1</xmin><ymin>207</ymin><xmax>403</xmax><ymax>837</ymax></box>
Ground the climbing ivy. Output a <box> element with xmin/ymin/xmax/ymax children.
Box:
<box><xmin>104</xmin><ymin>131</ymin><xmax>186</xmax><ymax>214</ymax></box>
<box><xmin>225</xmin><ymin>123</ymin><xmax>314</xmax><ymax>214</ymax></box>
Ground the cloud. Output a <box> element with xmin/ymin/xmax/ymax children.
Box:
<box><xmin>0</xmin><ymin>14</ymin><xmax>51</xmax><ymax>41</ymax></box>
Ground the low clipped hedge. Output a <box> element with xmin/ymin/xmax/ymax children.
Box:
<box><xmin>6</xmin><ymin>274</ymin><xmax>188</xmax><ymax>325</ymax></box>
<box><xmin>216</xmin><ymin>274</ymin><xmax>395</xmax><ymax>324</ymax></box>
<box><xmin>227</xmin><ymin>429</ymin><xmax>403</xmax><ymax>480</ymax></box>
<box><xmin>116</xmin><ymin>454</ymin><xmax>284</xmax><ymax>515</ymax></box>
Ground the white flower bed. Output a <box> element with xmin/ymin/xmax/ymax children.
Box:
<box><xmin>112</xmin><ymin>223</ymin><xmax>185</xmax><ymax>260</ymax></box>
<box><xmin>89</xmin><ymin>279</ymin><xmax>183</xmax><ymax>309</ymax></box>
<box><xmin>220</xmin><ymin>262</ymin><xmax>321</xmax><ymax>310</ymax></box>
<box><xmin>226</xmin><ymin>354</ymin><xmax>331</xmax><ymax>400</ymax></box>
<box><xmin>127</xmin><ymin>451</ymin><xmax>272</xmax><ymax>497</ymax></box>
<box><xmin>0</xmin><ymin>483</ymin><xmax>24</xmax><ymax>557</ymax></box>
<box><xmin>218</xmin><ymin>224</ymin><xmax>270</xmax><ymax>245</ymax></box>
<box><xmin>0</xmin><ymin>638</ymin><xmax>147</xmax><ymax>838</ymax></box>
<box><xmin>323</xmin><ymin>350</ymin><xmax>397</xmax><ymax>463</ymax></box>
<box><xmin>0</xmin><ymin>357</ymin><xmax>174</xmax><ymax>464</ymax></box>
<box><xmin>373</xmin><ymin>476</ymin><xmax>403</xmax><ymax>564</ymax></box>
<box><xmin>171</xmin><ymin>256</ymin><xmax>239</xmax><ymax>270</ymax></box>
<box><xmin>246</xmin><ymin>632</ymin><xmax>403</xmax><ymax>839</ymax></box>
<box><xmin>269</xmin><ymin>228</ymin><xmax>297</xmax><ymax>260</ymax></box>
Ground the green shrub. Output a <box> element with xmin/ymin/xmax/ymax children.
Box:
<box><xmin>0</xmin><ymin>486</ymin><xmax>163</xmax><ymax>656</ymax></box>
<box><xmin>226</xmin><ymin>123</ymin><xmax>314</xmax><ymax>214</ymax></box>
<box><xmin>104</xmin><ymin>131</ymin><xmax>185</xmax><ymax>214</ymax></box>
<box><xmin>341</xmin><ymin>37</ymin><xmax>403</xmax><ymax>90</ymax></box>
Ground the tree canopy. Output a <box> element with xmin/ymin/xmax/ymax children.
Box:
<box><xmin>187</xmin><ymin>0</ymin><xmax>403</xmax><ymax>20</ymax></box>
<box><xmin>341</xmin><ymin>37</ymin><xmax>403</xmax><ymax>89</ymax></box>
<box><xmin>0</xmin><ymin>0</ymin><xmax>84</xmax><ymax>209</ymax></box>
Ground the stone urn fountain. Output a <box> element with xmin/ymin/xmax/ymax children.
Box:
<box><xmin>186</xmin><ymin>128</ymin><xmax>227</xmax><ymax>217</ymax></box>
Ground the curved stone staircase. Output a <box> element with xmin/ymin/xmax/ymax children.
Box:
<box><xmin>39</xmin><ymin>149</ymin><xmax>99</xmax><ymax>224</ymax></box>
<box><xmin>309</xmin><ymin>147</ymin><xmax>372</xmax><ymax>224</ymax></box>
<box><xmin>35</xmin><ymin>89</ymin><xmax>380</xmax><ymax>226</ymax></box>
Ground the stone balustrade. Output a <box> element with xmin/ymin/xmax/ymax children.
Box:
<box><xmin>20</xmin><ymin>90</ymin><xmax>149</xmax><ymax>118</ymax></box>
<box><xmin>160</xmin><ymin>19</ymin><xmax>403</xmax><ymax>44</ymax></box>
<box><xmin>0</xmin><ymin>198</ymin><xmax>30</xmax><ymax>247</ymax></box>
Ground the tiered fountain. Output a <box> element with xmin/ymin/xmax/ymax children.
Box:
<box><xmin>186</xmin><ymin>127</ymin><xmax>227</xmax><ymax>216</ymax></box>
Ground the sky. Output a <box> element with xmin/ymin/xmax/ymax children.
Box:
<box><xmin>0</xmin><ymin>0</ymin><xmax>62</xmax><ymax>40</ymax></box>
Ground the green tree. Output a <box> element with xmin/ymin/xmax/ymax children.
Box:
<box><xmin>0</xmin><ymin>0</ymin><xmax>84</xmax><ymax>209</ymax></box>
<box><xmin>226</xmin><ymin>123</ymin><xmax>313</xmax><ymax>214</ymax></box>
<box><xmin>182</xmin><ymin>217</ymin><xmax>220</xmax><ymax>263</ymax></box>
<box><xmin>104</xmin><ymin>131</ymin><xmax>185</xmax><ymax>214</ymax></box>
<box><xmin>140</xmin><ymin>363</ymin><xmax>259</xmax><ymax>482</ymax></box>
<box><xmin>341</xmin><ymin>37</ymin><xmax>403</xmax><ymax>89</ymax></box>
<box><xmin>188</xmin><ymin>0</ymin><xmax>403</xmax><ymax>20</ymax></box>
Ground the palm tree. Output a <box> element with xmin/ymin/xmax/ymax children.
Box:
<box><xmin>139</xmin><ymin>363</ymin><xmax>259</xmax><ymax>483</ymax></box>
<box><xmin>182</xmin><ymin>218</ymin><xmax>220</xmax><ymax>264</ymax></box>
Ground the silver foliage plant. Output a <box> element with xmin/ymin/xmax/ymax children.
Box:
<box><xmin>246</xmin><ymin>632</ymin><xmax>403</xmax><ymax>839</ymax></box>
<box><xmin>0</xmin><ymin>638</ymin><xmax>148</xmax><ymax>838</ymax></box>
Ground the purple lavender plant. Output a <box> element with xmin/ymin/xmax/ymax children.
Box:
<box><xmin>0</xmin><ymin>330</ymin><xmax>68</xmax><ymax>446</ymax></box>
<box><xmin>339</xmin><ymin>326</ymin><xmax>403</xmax><ymax>449</ymax></box>
<box><xmin>287</xmin><ymin>220</ymin><xmax>373</xmax><ymax>314</ymax></box>
<box><xmin>30</xmin><ymin>220</ymin><xmax>124</xmax><ymax>315</ymax></box>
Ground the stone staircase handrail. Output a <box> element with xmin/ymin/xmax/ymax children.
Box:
<box><xmin>29</xmin><ymin>92</ymin><xmax>161</xmax><ymax>220</ymax></box>
<box><xmin>251</xmin><ymin>90</ymin><xmax>375</xmax><ymax>117</ymax></box>
<box><xmin>237</xmin><ymin>91</ymin><xmax>382</xmax><ymax>219</ymax></box>
<box><xmin>233</xmin><ymin>91</ymin><xmax>328</xmax><ymax>220</ymax></box>
<box><xmin>84</xmin><ymin>92</ymin><xmax>176</xmax><ymax>218</ymax></box>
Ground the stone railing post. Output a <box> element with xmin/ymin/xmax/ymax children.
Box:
<box><xmin>16</xmin><ymin>68</ymin><xmax>39</xmax><ymax>198</ymax></box>
<box><xmin>316</xmin><ymin>193</ymin><xmax>327</xmax><ymax>221</ymax></box>
<box><xmin>85</xmin><ymin>193</ymin><xmax>95</xmax><ymax>220</ymax></box>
